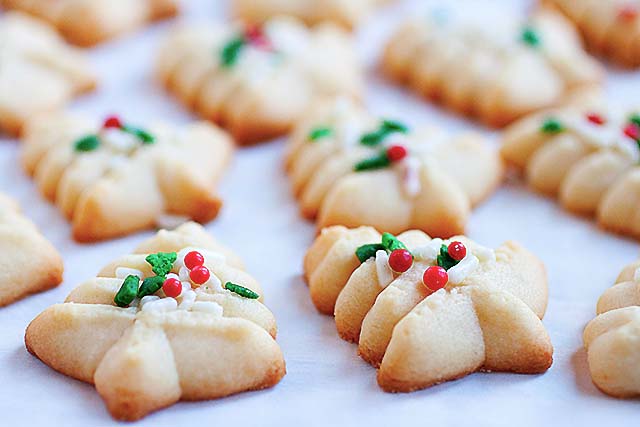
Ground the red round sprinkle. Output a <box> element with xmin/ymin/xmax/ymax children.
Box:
<box><xmin>586</xmin><ymin>113</ymin><xmax>605</xmax><ymax>126</ymax></box>
<box><xmin>447</xmin><ymin>241</ymin><xmax>467</xmax><ymax>261</ymax></box>
<box><xmin>624</xmin><ymin>123</ymin><xmax>640</xmax><ymax>140</ymax></box>
<box><xmin>190</xmin><ymin>265</ymin><xmax>210</xmax><ymax>285</ymax></box>
<box><xmin>162</xmin><ymin>278</ymin><xmax>182</xmax><ymax>298</ymax></box>
<box><xmin>386</xmin><ymin>145</ymin><xmax>408</xmax><ymax>162</ymax></box>
<box><xmin>184</xmin><ymin>251</ymin><xmax>205</xmax><ymax>269</ymax></box>
<box><xmin>388</xmin><ymin>249</ymin><xmax>413</xmax><ymax>273</ymax></box>
<box><xmin>423</xmin><ymin>266</ymin><xmax>448</xmax><ymax>292</ymax></box>
<box><xmin>245</xmin><ymin>24</ymin><xmax>271</xmax><ymax>49</ymax></box>
<box><xmin>103</xmin><ymin>115</ymin><xmax>122</xmax><ymax>129</ymax></box>
<box><xmin>618</xmin><ymin>5</ymin><xmax>638</xmax><ymax>22</ymax></box>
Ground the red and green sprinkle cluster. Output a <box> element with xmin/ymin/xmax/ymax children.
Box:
<box><xmin>74</xmin><ymin>115</ymin><xmax>155</xmax><ymax>153</ymax></box>
<box><xmin>355</xmin><ymin>233</ymin><xmax>468</xmax><ymax>292</ymax></box>
<box><xmin>220</xmin><ymin>24</ymin><xmax>273</xmax><ymax>67</ymax></box>
<box><xmin>114</xmin><ymin>252</ymin><xmax>177</xmax><ymax>307</ymax></box>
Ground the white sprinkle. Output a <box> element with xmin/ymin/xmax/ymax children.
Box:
<box><xmin>115</xmin><ymin>267</ymin><xmax>143</xmax><ymax>280</ymax></box>
<box><xmin>634</xmin><ymin>267</ymin><xmax>640</xmax><ymax>282</ymax></box>
<box><xmin>447</xmin><ymin>254</ymin><xmax>480</xmax><ymax>285</ymax></box>
<box><xmin>191</xmin><ymin>301</ymin><xmax>224</xmax><ymax>315</ymax></box>
<box><xmin>139</xmin><ymin>295</ymin><xmax>160</xmax><ymax>308</ymax></box>
<box><xmin>412</xmin><ymin>238</ymin><xmax>443</xmax><ymax>262</ymax></box>
<box><xmin>178</xmin><ymin>289</ymin><xmax>196</xmax><ymax>310</ymax></box>
<box><xmin>375</xmin><ymin>250</ymin><xmax>394</xmax><ymax>288</ymax></box>
<box><xmin>101</xmin><ymin>128</ymin><xmax>138</xmax><ymax>153</ymax></box>
<box><xmin>141</xmin><ymin>297</ymin><xmax>178</xmax><ymax>312</ymax></box>
<box><xmin>179</xmin><ymin>266</ymin><xmax>190</xmax><ymax>281</ymax></box>
<box><xmin>155</xmin><ymin>213</ymin><xmax>190</xmax><ymax>230</ymax></box>
<box><xmin>181</xmin><ymin>281</ymin><xmax>192</xmax><ymax>293</ymax></box>
<box><xmin>204</xmin><ymin>273</ymin><xmax>223</xmax><ymax>292</ymax></box>
<box><xmin>402</xmin><ymin>156</ymin><xmax>422</xmax><ymax>197</ymax></box>
<box><xmin>166</xmin><ymin>272</ymin><xmax>180</xmax><ymax>281</ymax></box>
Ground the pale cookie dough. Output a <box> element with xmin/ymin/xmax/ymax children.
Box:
<box><xmin>0</xmin><ymin>0</ymin><xmax>178</xmax><ymax>46</ymax></box>
<box><xmin>546</xmin><ymin>0</ymin><xmax>640</xmax><ymax>68</ymax></box>
<box><xmin>502</xmin><ymin>105</ymin><xmax>640</xmax><ymax>239</ymax></box>
<box><xmin>285</xmin><ymin>98</ymin><xmax>503</xmax><ymax>237</ymax></box>
<box><xmin>583</xmin><ymin>261</ymin><xmax>640</xmax><ymax>397</ymax></box>
<box><xmin>25</xmin><ymin>222</ymin><xmax>286</xmax><ymax>421</ymax></box>
<box><xmin>156</xmin><ymin>17</ymin><xmax>363</xmax><ymax>145</ymax></box>
<box><xmin>21</xmin><ymin>113</ymin><xmax>233</xmax><ymax>242</ymax></box>
<box><xmin>0</xmin><ymin>193</ymin><xmax>63</xmax><ymax>306</ymax></box>
<box><xmin>382</xmin><ymin>7</ymin><xmax>602</xmax><ymax>127</ymax></box>
<box><xmin>232</xmin><ymin>0</ymin><xmax>390</xmax><ymax>29</ymax></box>
<box><xmin>0</xmin><ymin>12</ymin><xmax>96</xmax><ymax>136</ymax></box>
<box><xmin>304</xmin><ymin>226</ymin><xmax>552</xmax><ymax>392</ymax></box>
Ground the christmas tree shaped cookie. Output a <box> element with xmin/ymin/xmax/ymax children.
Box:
<box><xmin>0</xmin><ymin>0</ymin><xmax>178</xmax><ymax>46</ymax></box>
<box><xmin>285</xmin><ymin>98</ymin><xmax>503</xmax><ymax>237</ymax></box>
<box><xmin>584</xmin><ymin>260</ymin><xmax>640</xmax><ymax>397</ymax></box>
<box><xmin>0</xmin><ymin>193</ymin><xmax>63</xmax><ymax>306</ymax></box>
<box><xmin>156</xmin><ymin>17</ymin><xmax>362</xmax><ymax>145</ymax></box>
<box><xmin>26</xmin><ymin>222</ymin><xmax>286</xmax><ymax>421</ymax></box>
<box><xmin>21</xmin><ymin>113</ymin><xmax>233</xmax><ymax>242</ymax></box>
<box><xmin>232</xmin><ymin>0</ymin><xmax>389</xmax><ymax>29</ymax></box>
<box><xmin>546</xmin><ymin>0</ymin><xmax>640</xmax><ymax>67</ymax></box>
<box><xmin>501</xmin><ymin>105</ymin><xmax>640</xmax><ymax>238</ymax></box>
<box><xmin>304</xmin><ymin>226</ymin><xmax>552</xmax><ymax>391</ymax></box>
<box><xmin>382</xmin><ymin>7</ymin><xmax>602</xmax><ymax>127</ymax></box>
<box><xmin>0</xmin><ymin>12</ymin><xmax>96</xmax><ymax>136</ymax></box>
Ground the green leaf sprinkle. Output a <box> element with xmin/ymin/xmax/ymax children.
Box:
<box><xmin>114</xmin><ymin>275</ymin><xmax>140</xmax><ymax>307</ymax></box>
<box><xmin>122</xmin><ymin>125</ymin><xmax>155</xmax><ymax>144</ymax></box>
<box><xmin>224</xmin><ymin>282</ymin><xmax>260</xmax><ymax>299</ymax></box>
<box><xmin>145</xmin><ymin>252</ymin><xmax>177</xmax><ymax>277</ymax></box>
<box><xmin>355</xmin><ymin>243</ymin><xmax>385</xmax><ymax>263</ymax></box>
<box><xmin>360</xmin><ymin>119</ymin><xmax>409</xmax><ymax>146</ymax></box>
<box><xmin>521</xmin><ymin>26</ymin><xmax>540</xmax><ymax>47</ymax></box>
<box><xmin>354</xmin><ymin>152</ymin><xmax>391</xmax><ymax>171</ymax></box>
<box><xmin>629</xmin><ymin>114</ymin><xmax>640</xmax><ymax>127</ymax></box>
<box><xmin>308</xmin><ymin>126</ymin><xmax>333</xmax><ymax>141</ymax></box>
<box><xmin>74</xmin><ymin>134</ymin><xmax>100</xmax><ymax>152</ymax></box>
<box><xmin>137</xmin><ymin>276</ymin><xmax>165</xmax><ymax>298</ymax></box>
<box><xmin>220</xmin><ymin>36</ymin><xmax>246</xmax><ymax>67</ymax></box>
<box><xmin>381</xmin><ymin>232</ymin><xmax>408</xmax><ymax>252</ymax></box>
<box><xmin>436</xmin><ymin>244</ymin><xmax>459</xmax><ymax>271</ymax></box>
<box><xmin>540</xmin><ymin>117</ymin><xmax>564</xmax><ymax>134</ymax></box>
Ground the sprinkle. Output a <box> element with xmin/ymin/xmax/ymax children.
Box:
<box><xmin>629</xmin><ymin>114</ymin><xmax>640</xmax><ymax>127</ymax></box>
<box><xmin>354</xmin><ymin>152</ymin><xmax>391</xmax><ymax>171</ymax></box>
<box><xmin>74</xmin><ymin>134</ymin><xmax>100</xmax><ymax>152</ymax></box>
<box><xmin>141</xmin><ymin>297</ymin><xmax>177</xmax><ymax>312</ymax></box>
<box><xmin>191</xmin><ymin>301</ymin><xmax>224</xmax><ymax>315</ymax></box>
<box><xmin>381</xmin><ymin>232</ymin><xmax>408</xmax><ymax>252</ymax></box>
<box><xmin>139</xmin><ymin>295</ymin><xmax>160</xmax><ymax>307</ymax></box>
<box><xmin>586</xmin><ymin>113</ymin><xmax>606</xmax><ymax>126</ymax></box>
<box><xmin>520</xmin><ymin>26</ymin><xmax>540</xmax><ymax>47</ymax></box>
<box><xmin>178</xmin><ymin>289</ymin><xmax>196</xmax><ymax>310</ymax></box>
<box><xmin>137</xmin><ymin>276</ymin><xmax>165</xmax><ymax>298</ymax></box>
<box><xmin>356</xmin><ymin>243</ymin><xmax>385</xmax><ymax>263</ymax></box>
<box><xmin>145</xmin><ymin>252</ymin><xmax>177</xmax><ymax>277</ymax></box>
<box><xmin>540</xmin><ymin>117</ymin><xmax>564</xmax><ymax>134</ymax></box>
<box><xmin>220</xmin><ymin>36</ymin><xmax>246</xmax><ymax>67</ymax></box>
<box><xmin>624</xmin><ymin>123</ymin><xmax>640</xmax><ymax>141</ymax></box>
<box><xmin>114</xmin><ymin>275</ymin><xmax>140</xmax><ymax>307</ymax></box>
<box><xmin>224</xmin><ymin>282</ymin><xmax>260</xmax><ymax>299</ymax></box>
<box><xmin>360</xmin><ymin>119</ymin><xmax>408</xmax><ymax>146</ymax></box>
<box><xmin>308</xmin><ymin>126</ymin><xmax>333</xmax><ymax>141</ymax></box>
<box><xmin>447</xmin><ymin>254</ymin><xmax>479</xmax><ymax>285</ymax></box>
<box><xmin>115</xmin><ymin>267</ymin><xmax>143</xmax><ymax>280</ymax></box>
<box><xmin>412</xmin><ymin>238</ymin><xmax>443</xmax><ymax>262</ymax></box>
<box><xmin>178</xmin><ymin>266</ymin><xmax>190</xmax><ymax>281</ymax></box>
<box><xmin>203</xmin><ymin>273</ymin><xmax>223</xmax><ymax>291</ymax></box>
<box><xmin>375</xmin><ymin>250</ymin><xmax>394</xmax><ymax>288</ymax></box>
<box><xmin>121</xmin><ymin>125</ymin><xmax>155</xmax><ymax>144</ymax></box>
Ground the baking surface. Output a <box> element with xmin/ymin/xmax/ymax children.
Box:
<box><xmin>1</xmin><ymin>0</ymin><xmax>639</xmax><ymax>425</ymax></box>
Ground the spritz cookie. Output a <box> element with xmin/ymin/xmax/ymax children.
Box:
<box><xmin>26</xmin><ymin>222</ymin><xmax>286</xmax><ymax>421</ymax></box>
<box><xmin>285</xmin><ymin>98</ymin><xmax>503</xmax><ymax>237</ymax></box>
<box><xmin>0</xmin><ymin>193</ymin><xmax>63</xmax><ymax>306</ymax></box>
<box><xmin>156</xmin><ymin>17</ymin><xmax>363</xmax><ymax>145</ymax></box>
<box><xmin>584</xmin><ymin>260</ymin><xmax>640</xmax><ymax>397</ymax></box>
<box><xmin>546</xmin><ymin>0</ymin><xmax>640</xmax><ymax>68</ymax></box>
<box><xmin>502</xmin><ymin>105</ymin><xmax>640</xmax><ymax>239</ymax></box>
<box><xmin>0</xmin><ymin>0</ymin><xmax>178</xmax><ymax>46</ymax></box>
<box><xmin>382</xmin><ymin>7</ymin><xmax>602</xmax><ymax>127</ymax></box>
<box><xmin>304</xmin><ymin>226</ymin><xmax>552</xmax><ymax>391</ymax></box>
<box><xmin>21</xmin><ymin>113</ymin><xmax>233</xmax><ymax>242</ymax></box>
<box><xmin>0</xmin><ymin>12</ymin><xmax>96</xmax><ymax>136</ymax></box>
<box><xmin>232</xmin><ymin>0</ymin><xmax>389</xmax><ymax>29</ymax></box>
